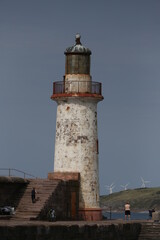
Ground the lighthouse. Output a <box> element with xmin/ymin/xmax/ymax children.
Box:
<box><xmin>49</xmin><ymin>34</ymin><xmax>103</xmax><ymax>221</ymax></box>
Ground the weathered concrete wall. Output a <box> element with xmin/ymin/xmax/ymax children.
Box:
<box><xmin>0</xmin><ymin>222</ymin><xmax>141</xmax><ymax>240</ymax></box>
<box><xmin>65</xmin><ymin>74</ymin><xmax>91</xmax><ymax>93</ymax></box>
<box><xmin>54</xmin><ymin>98</ymin><xmax>100</xmax><ymax>209</ymax></box>
<box><xmin>38</xmin><ymin>180</ymin><xmax>79</xmax><ymax>221</ymax></box>
<box><xmin>0</xmin><ymin>177</ymin><xmax>28</xmax><ymax>208</ymax></box>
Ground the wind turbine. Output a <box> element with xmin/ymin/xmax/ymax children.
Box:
<box><xmin>105</xmin><ymin>183</ymin><xmax>115</xmax><ymax>194</ymax></box>
<box><xmin>141</xmin><ymin>177</ymin><xmax>150</xmax><ymax>188</ymax></box>
<box><xmin>120</xmin><ymin>183</ymin><xmax>129</xmax><ymax>191</ymax></box>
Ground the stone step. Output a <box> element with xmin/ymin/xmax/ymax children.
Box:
<box><xmin>14</xmin><ymin>178</ymin><xmax>61</xmax><ymax>219</ymax></box>
<box><xmin>13</xmin><ymin>215</ymin><xmax>38</xmax><ymax>219</ymax></box>
<box><xmin>138</xmin><ymin>223</ymin><xmax>160</xmax><ymax>239</ymax></box>
<box><xmin>15</xmin><ymin>213</ymin><xmax>39</xmax><ymax>216</ymax></box>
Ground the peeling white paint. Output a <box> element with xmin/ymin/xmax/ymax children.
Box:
<box><xmin>54</xmin><ymin>97</ymin><xmax>101</xmax><ymax>208</ymax></box>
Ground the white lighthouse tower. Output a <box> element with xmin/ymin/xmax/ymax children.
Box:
<box><xmin>49</xmin><ymin>34</ymin><xmax>103</xmax><ymax>220</ymax></box>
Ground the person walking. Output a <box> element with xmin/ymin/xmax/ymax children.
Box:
<box><xmin>31</xmin><ymin>187</ymin><xmax>36</xmax><ymax>203</ymax></box>
<box><xmin>124</xmin><ymin>202</ymin><xmax>131</xmax><ymax>220</ymax></box>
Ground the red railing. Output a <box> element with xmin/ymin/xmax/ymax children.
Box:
<box><xmin>53</xmin><ymin>81</ymin><xmax>102</xmax><ymax>95</ymax></box>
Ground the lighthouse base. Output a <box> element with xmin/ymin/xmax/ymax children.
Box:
<box><xmin>79</xmin><ymin>208</ymin><xmax>102</xmax><ymax>221</ymax></box>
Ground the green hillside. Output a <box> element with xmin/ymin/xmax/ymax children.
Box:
<box><xmin>100</xmin><ymin>187</ymin><xmax>160</xmax><ymax>212</ymax></box>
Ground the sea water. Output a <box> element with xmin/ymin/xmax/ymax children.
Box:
<box><xmin>103</xmin><ymin>211</ymin><xmax>149</xmax><ymax>220</ymax></box>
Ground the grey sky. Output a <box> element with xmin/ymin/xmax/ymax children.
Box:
<box><xmin>0</xmin><ymin>0</ymin><xmax>160</xmax><ymax>195</ymax></box>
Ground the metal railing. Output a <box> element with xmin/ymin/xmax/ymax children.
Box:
<box><xmin>0</xmin><ymin>168</ymin><xmax>36</xmax><ymax>179</ymax></box>
<box><xmin>53</xmin><ymin>80</ymin><xmax>102</xmax><ymax>95</ymax></box>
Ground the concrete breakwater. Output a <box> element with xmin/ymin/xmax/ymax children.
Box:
<box><xmin>0</xmin><ymin>220</ymin><xmax>142</xmax><ymax>240</ymax></box>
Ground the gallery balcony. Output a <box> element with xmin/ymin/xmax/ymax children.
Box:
<box><xmin>51</xmin><ymin>80</ymin><xmax>103</xmax><ymax>100</ymax></box>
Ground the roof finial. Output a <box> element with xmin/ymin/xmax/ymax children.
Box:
<box><xmin>75</xmin><ymin>33</ymin><xmax>81</xmax><ymax>45</ymax></box>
